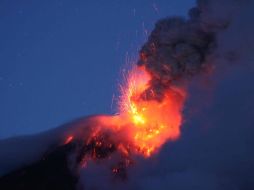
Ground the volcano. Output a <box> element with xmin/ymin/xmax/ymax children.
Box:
<box><xmin>0</xmin><ymin>116</ymin><xmax>130</xmax><ymax>189</ymax></box>
<box><xmin>2</xmin><ymin>0</ymin><xmax>250</xmax><ymax>189</ymax></box>
<box><xmin>0</xmin><ymin>138</ymin><xmax>78</xmax><ymax>190</ymax></box>
<box><xmin>0</xmin><ymin>65</ymin><xmax>186</xmax><ymax>190</ymax></box>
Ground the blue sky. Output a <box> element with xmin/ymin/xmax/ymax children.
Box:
<box><xmin>0</xmin><ymin>0</ymin><xmax>195</xmax><ymax>138</ymax></box>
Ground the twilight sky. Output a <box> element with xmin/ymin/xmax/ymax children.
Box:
<box><xmin>0</xmin><ymin>0</ymin><xmax>196</xmax><ymax>138</ymax></box>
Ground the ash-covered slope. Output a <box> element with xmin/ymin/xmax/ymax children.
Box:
<box><xmin>0</xmin><ymin>115</ymin><xmax>133</xmax><ymax>190</ymax></box>
<box><xmin>0</xmin><ymin>142</ymin><xmax>77</xmax><ymax>190</ymax></box>
<box><xmin>0</xmin><ymin>117</ymin><xmax>87</xmax><ymax>189</ymax></box>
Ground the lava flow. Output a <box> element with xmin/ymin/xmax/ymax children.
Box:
<box><xmin>64</xmin><ymin>65</ymin><xmax>186</xmax><ymax>173</ymax></box>
<box><xmin>118</xmin><ymin>66</ymin><xmax>186</xmax><ymax>157</ymax></box>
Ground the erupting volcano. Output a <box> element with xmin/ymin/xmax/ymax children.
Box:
<box><xmin>0</xmin><ymin>0</ymin><xmax>236</xmax><ymax>189</ymax></box>
<box><xmin>59</xmin><ymin>65</ymin><xmax>186</xmax><ymax>180</ymax></box>
<box><xmin>71</xmin><ymin>64</ymin><xmax>184</xmax><ymax>161</ymax></box>
<box><xmin>118</xmin><ymin>66</ymin><xmax>186</xmax><ymax>157</ymax></box>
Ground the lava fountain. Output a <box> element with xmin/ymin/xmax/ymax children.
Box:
<box><xmin>64</xmin><ymin>65</ymin><xmax>186</xmax><ymax>159</ymax></box>
<box><xmin>117</xmin><ymin>65</ymin><xmax>186</xmax><ymax>157</ymax></box>
<box><xmin>62</xmin><ymin>64</ymin><xmax>187</xmax><ymax>179</ymax></box>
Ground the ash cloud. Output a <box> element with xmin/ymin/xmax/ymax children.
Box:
<box><xmin>137</xmin><ymin>0</ymin><xmax>248</xmax><ymax>100</ymax></box>
<box><xmin>122</xmin><ymin>0</ymin><xmax>254</xmax><ymax>190</ymax></box>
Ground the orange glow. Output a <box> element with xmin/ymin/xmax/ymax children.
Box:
<box><xmin>118</xmin><ymin>66</ymin><xmax>186</xmax><ymax>157</ymax></box>
<box><xmin>64</xmin><ymin>135</ymin><xmax>73</xmax><ymax>144</ymax></box>
<box><xmin>63</xmin><ymin>66</ymin><xmax>186</xmax><ymax>161</ymax></box>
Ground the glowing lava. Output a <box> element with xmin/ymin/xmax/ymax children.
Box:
<box><xmin>63</xmin><ymin>65</ymin><xmax>186</xmax><ymax>169</ymax></box>
<box><xmin>61</xmin><ymin>65</ymin><xmax>186</xmax><ymax>180</ymax></box>
<box><xmin>118</xmin><ymin>66</ymin><xmax>186</xmax><ymax>157</ymax></box>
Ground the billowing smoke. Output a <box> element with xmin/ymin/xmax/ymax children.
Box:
<box><xmin>136</xmin><ymin>0</ymin><xmax>242</xmax><ymax>101</ymax></box>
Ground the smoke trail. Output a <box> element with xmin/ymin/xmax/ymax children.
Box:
<box><xmin>136</xmin><ymin>0</ymin><xmax>238</xmax><ymax>101</ymax></box>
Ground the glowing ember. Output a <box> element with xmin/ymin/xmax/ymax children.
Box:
<box><xmin>62</xmin><ymin>65</ymin><xmax>186</xmax><ymax>179</ymax></box>
<box><xmin>64</xmin><ymin>135</ymin><xmax>73</xmax><ymax>144</ymax></box>
<box><xmin>64</xmin><ymin>66</ymin><xmax>186</xmax><ymax>159</ymax></box>
<box><xmin>118</xmin><ymin>66</ymin><xmax>186</xmax><ymax>157</ymax></box>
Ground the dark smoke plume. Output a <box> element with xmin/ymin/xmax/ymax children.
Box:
<box><xmin>137</xmin><ymin>1</ymin><xmax>230</xmax><ymax>100</ymax></box>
